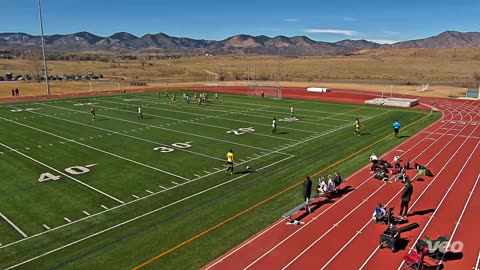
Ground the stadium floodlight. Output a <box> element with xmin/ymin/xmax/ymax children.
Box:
<box><xmin>38</xmin><ymin>0</ymin><xmax>50</xmax><ymax>95</ymax></box>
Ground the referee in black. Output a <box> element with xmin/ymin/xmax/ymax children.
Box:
<box><xmin>303</xmin><ymin>176</ymin><xmax>313</xmax><ymax>213</ymax></box>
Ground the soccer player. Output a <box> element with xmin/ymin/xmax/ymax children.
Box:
<box><xmin>290</xmin><ymin>106</ymin><xmax>294</xmax><ymax>117</ymax></box>
<box><xmin>225</xmin><ymin>149</ymin><xmax>234</xmax><ymax>175</ymax></box>
<box><xmin>261</xmin><ymin>90</ymin><xmax>264</xmax><ymax>98</ymax></box>
<box><xmin>171</xmin><ymin>93</ymin><xmax>176</xmax><ymax>106</ymax></box>
<box><xmin>90</xmin><ymin>107</ymin><xmax>95</xmax><ymax>120</ymax></box>
<box><xmin>393</xmin><ymin>120</ymin><xmax>401</xmax><ymax>138</ymax></box>
<box><xmin>354</xmin><ymin>118</ymin><xmax>361</xmax><ymax>136</ymax></box>
<box><xmin>215</xmin><ymin>92</ymin><xmax>219</xmax><ymax>103</ymax></box>
<box><xmin>272</xmin><ymin>117</ymin><xmax>277</xmax><ymax>134</ymax></box>
<box><xmin>138</xmin><ymin>106</ymin><xmax>143</xmax><ymax>119</ymax></box>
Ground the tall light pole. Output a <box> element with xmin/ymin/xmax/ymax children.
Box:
<box><xmin>277</xmin><ymin>47</ymin><xmax>280</xmax><ymax>99</ymax></box>
<box><xmin>38</xmin><ymin>0</ymin><xmax>50</xmax><ymax>95</ymax></box>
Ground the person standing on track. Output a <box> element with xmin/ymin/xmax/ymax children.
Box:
<box><xmin>303</xmin><ymin>176</ymin><xmax>313</xmax><ymax>213</ymax></box>
<box><xmin>225</xmin><ymin>149</ymin><xmax>234</xmax><ymax>175</ymax></box>
<box><xmin>399</xmin><ymin>179</ymin><xmax>413</xmax><ymax>217</ymax></box>
<box><xmin>393</xmin><ymin>120</ymin><xmax>401</xmax><ymax>138</ymax></box>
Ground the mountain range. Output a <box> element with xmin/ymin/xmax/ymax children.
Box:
<box><xmin>1</xmin><ymin>30</ymin><xmax>480</xmax><ymax>55</ymax></box>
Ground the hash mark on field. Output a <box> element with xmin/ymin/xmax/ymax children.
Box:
<box><xmin>83</xmin><ymin>211</ymin><xmax>90</xmax><ymax>216</ymax></box>
<box><xmin>194</xmin><ymin>174</ymin><xmax>202</xmax><ymax>178</ymax></box>
<box><xmin>89</xmin><ymin>137</ymin><xmax>94</xmax><ymax>139</ymax></box>
<box><xmin>59</xmin><ymin>142</ymin><xmax>65</xmax><ymax>144</ymax></box>
<box><xmin>49</xmin><ymin>144</ymin><xmax>53</xmax><ymax>146</ymax></box>
<box><xmin>132</xmin><ymin>195</ymin><xmax>140</xmax><ymax>199</ymax></box>
<box><xmin>79</xmin><ymin>138</ymin><xmax>84</xmax><ymax>140</ymax></box>
<box><xmin>146</xmin><ymin>190</ymin><xmax>154</xmax><ymax>194</ymax></box>
<box><xmin>159</xmin><ymin>186</ymin><xmax>167</xmax><ymax>190</ymax></box>
<box><xmin>0</xmin><ymin>152</ymin><xmax>3</xmax><ymax>155</ymax></box>
<box><xmin>171</xmin><ymin>181</ymin><xmax>179</xmax><ymax>185</ymax></box>
<box><xmin>25</xmin><ymin>147</ymin><xmax>29</xmax><ymax>150</ymax></box>
<box><xmin>42</xmin><ymin>224</ymin><xmax>50</xmax><ymax>230</ymax></box>
<box><xmin>85</xmin><ymin>164</ymin><xmax>97</xmax><ymax>168</ymax></box>
<box><xmin>203</xmin><ymin>171</ymin><xmax>211</xmax><ymax>174</ymax></box>
<box><xmin>214</xmin><ymin>167</ymin><xmax>221</xmax><ymax>171</ymax></box>
<box><xmin>37</xmin><ymin>145</ymin><xmax>42</xmax><ymax>148</ymax></box>
<box><xmin>107</xmin><ymin>134</ymin><xmax>112</xmax><ymax>136</ymax></box>
<box><xmin>64</xmin><ymin>217</ymin><xmax>72</xmax><ymax>223</ymax></box>
<box><xmin>100</xmin><ymin>205</ymin><xmax>109</xmax><ymax>210</ymax></box>
<box><xmin>98</xmin><ymin>135</ymin><xmax>103</xmax><ymax>138</ymax></box>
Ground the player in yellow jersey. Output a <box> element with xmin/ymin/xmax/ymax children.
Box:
<box><xmin>171</xmin><ymin>93</ymin><xmax>176</xmax><ymax>106</ymax></box>
<box><xmin>354</xmin><ymin>118</ymin><xmax>361</xmax><ymax>136</ymax></box>
<box><xmin>225</xmin><ymin>149</ymin><xmax>234</xmax><ymax>175</ymax></box>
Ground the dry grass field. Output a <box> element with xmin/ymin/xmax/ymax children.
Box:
<box><xmin>1</xmin><ymin>47</ymin><xmax>480</xmax><ymax>98</ymax></box>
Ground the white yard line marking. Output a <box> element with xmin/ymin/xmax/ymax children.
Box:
<box><xmin>0</xmin><ymin>142</ymin><xmax>125</xmax><ymax>204</ymax></box>
<box><xmin>83</xmin><ymin>211</ymin><xmax>91</xmax><ymax>216</ymax></box>
<box><xmin>100</xmin><ymin>205</ymin><xmax>109</xmax><ymax>210</ymax></box>
<box><xmin>2</xmin><ymin>155</ymin><xmax>294</xmax><ymax>270</ymax></box>
<box><xmin>61</xmin><ymin>101</ymin><xmax>296</xmax><ymax>150</ymax></box>
<box><xmin>64</xmin><ymin>217</ymin><xmax>72</xmax><ymax>223</ymax></box>
<box><xmin>42</xmin><ymin>224</ymin><xmax>50</xmax><ymax>230</ymax></box>
<box><xmin>30</xmin><ymin>108</ymin><xmax>225</xmax><ymax>162</ymax></box>
<box><xmin>0</xmin><ymin>116</ymin><xmax>191</xmax><ymax>182</ymax></box>
<box><xmin>171</xmin><ymin>181</ymin><xmax>179</xmax><ymax>185</ymax></box>
<box><xmin>132</xmin><ymin>195</ymin><xmax>140</xmax><ymax>199</ymax></box>
<box><xmin>203</xmin><ymin>171</ymin><xmax>211</xmax><ymax>174</ymax></box>
<box><xmin>194</xmin><ymin>174</ymin><xmax>202</xmax><ymax>178</ymax></box>
<box><xmin>0</xmin><ymin>212</ymin><xmax>28</xmax><ymax>238</ymax></box>
<box><xmin>158</xmin><ymin>186</ymin><xmax>167</xmax><ymax>190</ymax></box>
<box><xmin>146</xmin><ymin>190</ymin><xmax>154</xmax><ymax>194</ymax></box>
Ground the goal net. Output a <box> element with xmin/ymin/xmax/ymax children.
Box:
<box><xmin>89</xmin><ymin>81</ymin><xmax>120</xmax><ymax>92</ymax></box>
<box><xmin>247</xmin><ymin>82</ymin><xmax>282</xmax><ymax>99</ymax></box>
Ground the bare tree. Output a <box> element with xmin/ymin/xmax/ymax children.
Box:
<box><xmin>25</xmin><ymin>50</ymin><xmax>43</xmax><ymax>82</ymax></box>
<box><xmin>473</xmin><ymin>72</ymin><xmax>480</xmax><ymax>87</ymax></box>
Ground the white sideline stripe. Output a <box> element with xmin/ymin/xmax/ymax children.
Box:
<box><xmin>0</xmin><ymin>212</ymin><xmax>28</xmax><ymax>238</ymax></box>
<box><xmin>83</xmin><ymin>211</ymin><xmax>91</xmax><ymax>216</ymax></box>
<box><xmin>0</xmin><ymin>142</ymin><xmax>125</xmax><ymax>204</ymax></box>
<box><xmin>64</xmin><ymin>217</ymin><xmax>71</xmax><ymax>223</ymax></box>
<box><xmin>42</xmin><ymin>224</ymin><xmax>50</xmax><ymax>230</ymax></box>
<box><xmin>0</xmin><ymin>116</ymin><xmax>191</xmax><ymax>182</ymax></box>
<box><xmin>146</xmin><ymin>190</ymin><xmax>154</xmax><ymax>194</ymax></box>
<box><xmin>132</xmin><ymin>195</ymin><xmax>140</xmax><ymax>199</ymax></box>
<box><xmin>30</xmin><ymin>110</ymin><xmax>223</xmax><ymax>162</ymax></box>
<box><xmin>2</xmin><ymin>153</ymin><xmax>293</xmax><ymax>270</ymax></box>
<box><xmin>158</xmin><ymin>186</ymin><xmax>167</xmax><ymax>190</ymax></box>
<box><xmin>100</xmin><ymin>205</ymin><xmax>109</xmax><ymax>210</ymax></box>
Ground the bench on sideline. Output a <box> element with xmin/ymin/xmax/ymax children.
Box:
<box><xmin>281</xmin><ymin>198</ymin><xmax>316</xmax><ymax>221</ymax></box>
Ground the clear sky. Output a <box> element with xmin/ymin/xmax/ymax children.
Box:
<box><xmin>1</xmin><ymin>0</ymin><xmax>479</xmax><ymax>44</ymax></box>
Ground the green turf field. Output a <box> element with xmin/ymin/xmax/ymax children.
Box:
<box><xmin>0</xmin><ymin>91</ymin><xmax>440</xmax><ymax>269</ymax></box>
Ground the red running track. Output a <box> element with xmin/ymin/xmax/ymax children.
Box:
<box><xmin>202</xmin><ymin>98</ymin><xmax>480</xmax><ymax>270</ymax></box>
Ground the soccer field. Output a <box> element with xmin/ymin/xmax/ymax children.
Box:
<box><xmin>0</xmin><ymin>91</ymin><xmax>439</xmax><ymax>269</ymax></box>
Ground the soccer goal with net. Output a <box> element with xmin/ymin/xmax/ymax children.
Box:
<box><xmin>89</xmin><ymin>81</ymin><xmax>121</xmax><ymax>92</ymax></box>
<box><xmin>247</xmin><ymin>82</ymin><xmax>282</xmax><ymax>99</ymax></box>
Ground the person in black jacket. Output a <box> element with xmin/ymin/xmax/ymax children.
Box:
<box><xmin>303</xmin><ymin>176</ymin><xmax>313</xmax><ymax>213</ymax></box>
<box><xmin>399</xmin><ymin>179</ymin><xmax>413</xmax><ymax>217</ymax></box>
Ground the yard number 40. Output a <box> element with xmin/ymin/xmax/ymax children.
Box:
<box><xmin>38</xmin><ymin>164</ymin><xmax>96</xmax><ymax>182</ymax></box>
